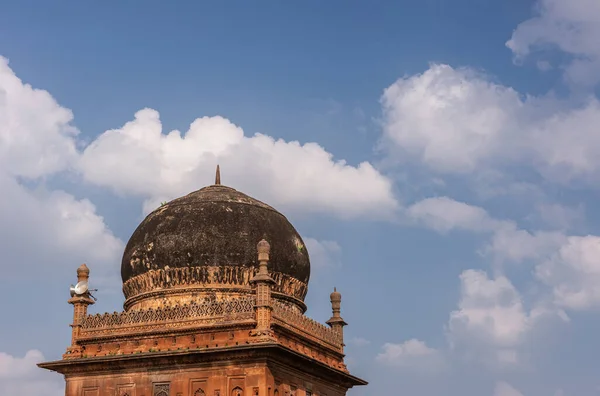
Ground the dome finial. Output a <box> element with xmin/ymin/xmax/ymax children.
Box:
<box><xmin>215</xmin><ymin>164</ymin><xmax>221</xmax><ymax>185</ymax></box>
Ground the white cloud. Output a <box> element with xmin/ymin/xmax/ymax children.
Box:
<box><xmin>0</xmin><ymin>56</ymin><xmax>122</xmax><ymax>281</ymax></box>
<box><xmin>381</xmin><ymin>63</ymin><xmax>600</xmax><ymax>186</ymax></box>
<box><xmin>0</xmin><ymin>350</ymin><xmax>63</xmax><ymax>395</ymax></box>
<box><xmin>406</xmin><ymin>195</ymin><xmax>600</xmax><ymax>316</ymax></box>
<box><xmin>381</xmin><ymin>64</ymin><xmax>526</xmax><ymax>175</ymax></box>
<box><xmin>376</xmin><ymin>339</ymin><xmax>446</xmax><ymax>372</ymax></box>
<box><xmin>0</xmin><ymin>174</ymin><xmax>122</xmax><ymax>279</ymax></box>
<box><xmin>536</xmin><ymin>235</ymin><xmax>600</xmax><ymax>310</ymax></box>
<box><xmin>447</xmin><ymin>270</ymin><xmax>533</xmax><ymax>366</ymax></box>
<box><xmin>485</xmin><ymin>226</ymin><xmax>566</xmax><ymax>264</ymax></box>
<box><xmin>493</xmin><ymin>381</ymin><xmax>524</xmax><ymax>396</ymax></box>
<box><xmin>0</xmin><ymin>349</ymin><xmax>44</xmax><ymax>378</ymax></box>
<box><xmin>406</xmin><ymin>196</ymin><xmax>501</xmax><ymax>233</ymax></box>
<box><xmin>507</xmin><ymin>0</ymin><xmax>600</xmax><ymax>87</ymax></box>
<box><xmin>405</xmin><ymin>196</ymin><xmax>566</xmax><ymax>265</ymax></box>
<box><xmin>0</xmin><ymin>57</ymin><xmax>78</xmax><ymax>179</ymax></box>
<box><xmin>78</xmin><ymin>108</ymin><xmax>398</xmax><ymax>220</ymax></box>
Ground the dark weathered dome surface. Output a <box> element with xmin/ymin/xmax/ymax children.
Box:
<box><xmin>121</xmin><ymin>184</ymin><xmax>311</xmax><ymax>292</ymax></box>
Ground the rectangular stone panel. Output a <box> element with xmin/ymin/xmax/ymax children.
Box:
<box><xmin>83</xmin><ymin>388</ymin><xmax>99</xmax><ymax>396</ymax></box>
<box><xmin>190</xmin><ymin>379</ymin><xmax>208</xmax><ymax>396</ymax></box>
<box><xmin>117</xmin><ymin>384</ymin><xmax>136</xmax><ymax>396</ymax></box>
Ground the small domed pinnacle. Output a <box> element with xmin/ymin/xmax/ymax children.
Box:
<box><xmin>330</xmin><ymin>287</ymin><xmax>341</xmax><ymax>302</ymax></box>
<box><xmin>215</xmin><ymin>164</ymin><xmax>221</xmax><ymax>185</ymax></box>
<box><xmin>77</xmin><ymin>263</ymin><xmax>90</xmax><ymax>276</ymax></box>
<box><xmin>257</xmin><ymin>239</ymin><xmax>271</xmax><ymax>255</ymax></box>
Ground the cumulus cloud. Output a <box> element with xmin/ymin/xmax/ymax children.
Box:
<box><xmin>493</xmin><ymin>381</ymin><xmax>524</xmax><ymax>396</ymax></box>
<box><xmin>507</xmin><ymin>0</ymin><xmax>600</xmax><ymax>87</ymax></box>
<box><xmin>0</xmin><ymin>175</ymin><xmax>122</xmax><ymax>279</ymax></box>
<box><xmin>0</xmin><ymin>350</ymin><xmax>63</xmax><ymax>395</ymax></box>
<box><xmin>0</xmin><ymin>56</ymin><xmax>122</xmax><ymax>281</ymax></box>
<box><xmin>376</xmin><ymin>339</ymin><xmax>446</xmax><ymax>373</ymax></box>
<box><xmin>405</xmin><ymin>195</ymin><xmax>600</xmax><ymax>314</ymax></box>
<box><xmin>78</xmin><ymin>108</ymin><xmax>398</xmax><ymax>220</ymax></box>
<box><xmin>0</xmin><ymin>57</ymin><xmax>78</xmax><ymax>179</ymax></box>
<box><xmin>381</xmin><ymin>63</ymin><xmax>600</xmax><ymax>186</ymax></box>
<box><xmin>447</xmin><ymin>270</ymin><xmax>534</xmax><ymax>366</ymax></box>
<box><xmin>381</xmin><ymin>64</ymin><xmax>525</xmax><ymax>175</ymax></box>
<box><xmin>535</xmin><ymin>235</ymin><xmax>600</xmax><ymax>310</ymax></box>
<box><xmin>380</xmin><ymin>193</ymin><xmax>582</xmax><ymax>366</ymax></box>
<box><xmin>406</xmin><ymin>194</ymin><xmax>600</xmax><ymax>318</ymax></box>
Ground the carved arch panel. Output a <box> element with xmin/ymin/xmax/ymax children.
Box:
<box><xmin>231</xmin><ymin>387</ymin><xmax>243</xmax><ymax>396</ymax></box>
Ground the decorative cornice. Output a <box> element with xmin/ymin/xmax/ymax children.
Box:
<box><xmin>38</xmin><ymin>343</ymin><xmax>368</xmax><ymax>387</ymax></box>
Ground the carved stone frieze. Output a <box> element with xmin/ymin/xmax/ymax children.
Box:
<box><xmin>122</xmin><ymin>266</ymin><xmax>307</xmax><ymax>309</ymax></box>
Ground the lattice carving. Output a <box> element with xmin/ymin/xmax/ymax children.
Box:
<box><xmin>154</xmin><ymin>384</ymin><xmax>170</xmax><ymax>396</ymax></box>
<box><xmin>194</xmin><ymin>389</ymin><xmax>206</xmax><ymax>396</ymax></box>
<box><xmin>272</xmin><ymin>301</ymin><xmax>341</xmax><ymax>347</ymax></box>
<box><xmin>122</xmin><ymin>266</ymin><xmax>307</xmax><ymax>301</ymax></box>
<box><xmin>81</xmin><ymin>296</ymin><xmax>255</xmax><ymax>331</ymax></box>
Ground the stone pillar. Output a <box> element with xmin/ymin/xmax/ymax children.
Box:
<box><xmin>326</xmin><ymin>288</ymin><xmax>347</xmax><ymax>352</ymax></box>
<box><xmin>249</xmin><ymin>239</ymin><xmax>276</xmax><ymax>341</ymax></box>
<box><xmin>63</xmin><ymin>264</ymin><xmax>95</xmax><ymax>359</ymax></box>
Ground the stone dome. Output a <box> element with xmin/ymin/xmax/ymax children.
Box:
<box><xmin>121</xmin><ymin>177</ymin><xmax>311</xmax><ymax>312</ymax></box>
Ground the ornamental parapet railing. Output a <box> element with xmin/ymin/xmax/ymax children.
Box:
<box><xmin>78</xmin><ymin>295</ymin><xmax>341</xmax><ymax>349</ymax></box>
<box><xmin>272</xmin><ymin>301</ymin><xmax>342</xmax><ymax>349</ymax></box>
<box><xmin>79</xmin><ymin>297</ymin><xmax>255</xmax><ymax>338</ymax></box>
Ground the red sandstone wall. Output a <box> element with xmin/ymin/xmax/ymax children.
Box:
<box><xmin>64</xmin><ymin>363</ymin><xmax>345</xmax><ymax>396</ymax></box>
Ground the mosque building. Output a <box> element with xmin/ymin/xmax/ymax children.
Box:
<box><xmin>39</xmin><ymin>167</ymin><xmax>367</xmax><ymax>396</ymax></box>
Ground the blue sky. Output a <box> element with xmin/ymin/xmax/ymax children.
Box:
<box><xmin>2</xmin><ymin>1</ymin><xmax>600</xmax><ymax>395</ymax></box>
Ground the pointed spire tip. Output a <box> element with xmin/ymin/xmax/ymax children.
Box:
<box><xmin>215</xmin><ymin>164</ymin><xmax>221</xmax><ymax>185</ymax></box>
